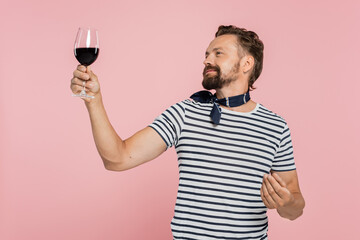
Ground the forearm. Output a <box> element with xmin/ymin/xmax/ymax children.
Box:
<box><xmin>85</xmin><ymin>93</ymin><xmax>125</xmax><ymax>167</ymax></box>
<box><xmin>277</xmin><ymin>192</ymin><xmax>305</xmax><ymax>220</ymax></box>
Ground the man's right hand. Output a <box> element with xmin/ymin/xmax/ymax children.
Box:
<box><xmin>71</xmin><ymin>65</ymin><xmax>100</xmax><ymax>102</ymax></box>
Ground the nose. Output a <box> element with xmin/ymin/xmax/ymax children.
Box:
<box><xmin>203</xmin><ymin>55</ymin><xmax>213</xmax><ymax>66</ymax></box>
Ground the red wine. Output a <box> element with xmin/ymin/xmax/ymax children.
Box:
<box><xmin>74</xmin><ymin>48</ymin><xmax>99</xmax><ymax>66</ymax></box>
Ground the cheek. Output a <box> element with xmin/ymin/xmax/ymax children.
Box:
<box><xmin>220</xmin><ymin>62</ymin><xmax>234</xmax><ymax>75</ymax></box>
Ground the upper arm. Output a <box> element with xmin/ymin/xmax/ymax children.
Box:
<box><xmin>271</xmin><ymin>169</ymin><xmax>302</xmax><ymax>194</ymax></box>
<box><xmin>107</xmin><ymin>126</ymin><xmax>167</xmax><ymax>171</ymax></box>
<box><xmin>107</xmin><ymin>101</ymin><xmax>185</xmax><ymax>171</ymax></box>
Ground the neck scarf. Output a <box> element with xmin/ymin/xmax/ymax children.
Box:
<box><xmin>190</xmin><ymin>90</ymin><xmax>251</xmax><ymax>125</ymax></box>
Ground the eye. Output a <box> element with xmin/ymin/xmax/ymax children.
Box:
<box><xmin>216</xmin><ymin>51</ymin><xmax>222</xmax><ymax>56</ymax></box>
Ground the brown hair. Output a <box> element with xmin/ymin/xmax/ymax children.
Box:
<box><xmin>215</xmin><ymin>25</ymin><xmax>264</xmax><ymax>91</ymax></box>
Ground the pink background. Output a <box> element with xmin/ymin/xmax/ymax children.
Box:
<box><xmin>1</xmin><ymin>0</ymin><xmax>359</xmax><ymax>239</ymax></box>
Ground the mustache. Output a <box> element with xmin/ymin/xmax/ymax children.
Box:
<box><xmin>203</xmin><ymin>65</ymin><xmax>220</xmax><ymax>75</ymax></box>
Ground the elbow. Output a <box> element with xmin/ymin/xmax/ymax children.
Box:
<box><xmin>102</xmin><ymin>156</ymin><xmax>127</xmax><ymax>172</ymax></box>
<box><xmin>103</xmin><ymin>161</ymin><xmax>126</xmax><ymax>171</ymax></box>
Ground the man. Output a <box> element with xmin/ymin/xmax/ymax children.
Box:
<box><xmin>70</xmin><ymin>25</ymin><xmax>305</xmax><ymax>239</ymax></box>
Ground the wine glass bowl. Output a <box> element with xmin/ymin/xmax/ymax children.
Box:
<box><xmin>74</xmin><ymin>47</ymin><xmax>99</xmax><ymax>66</ymax></box>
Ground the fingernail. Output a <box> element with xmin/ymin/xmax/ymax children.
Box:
<box><xmin>89</xmin><ymin>83</ymin><xmax>94</xmax><ymax>87</ymax></box>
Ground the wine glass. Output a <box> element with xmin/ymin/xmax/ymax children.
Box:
<box><xmin>72</xmin><ymin>27</ymin><xmax>99</xmax><ymax>99</ymax></box>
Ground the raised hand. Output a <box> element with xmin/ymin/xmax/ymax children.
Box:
<box><xmin>71</xmin><ymin>65</ymin><xmax>100</xmax><ymax>102</ymax></box>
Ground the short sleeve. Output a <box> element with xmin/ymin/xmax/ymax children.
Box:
<box><xmin>149</xmin><ymin>101</ymin><xmax>186</xmax><ymax>149</ymax></box>
<box><xmin>272</xmin><ymin>122</ymin><xmax>296</xmax><ymax>172</ymax></box>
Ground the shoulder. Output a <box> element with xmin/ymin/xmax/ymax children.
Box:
<box><xmin>256</xmin><ymin>103</ymin><xmax>288</xmax><ymax>126</ymax></box>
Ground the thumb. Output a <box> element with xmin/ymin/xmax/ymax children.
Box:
<box><xmin>86</xmin><ymin>66</ymin><xmax>96</xmax><ymax>80</ymax></box>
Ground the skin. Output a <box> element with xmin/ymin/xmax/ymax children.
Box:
<box><xmin>70</xmin><ymin>34</ymin><xmax>305</xmax><ymax>221</ymax></box>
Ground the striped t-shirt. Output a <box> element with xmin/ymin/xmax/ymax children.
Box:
<box><xmin>149</xmin><ymin>99</ymin><xmax>296</xmax><ymax>240</ymax></box>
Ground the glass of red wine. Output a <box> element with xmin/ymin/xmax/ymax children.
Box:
<box><xmin>72</xmin><ymin>27</ymin><xmax>99</xmax><ymax>99</ymax></box>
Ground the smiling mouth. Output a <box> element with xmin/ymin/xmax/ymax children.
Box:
<box><xmin>205</xmin><ymin>69</ymin><xmax>217</xmax><ymax>74</ymax></box>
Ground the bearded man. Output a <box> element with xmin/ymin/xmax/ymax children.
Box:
<box><xmin>71</xmin><ymin>25</ymin><xmax>305</xmax><ymax>240</ymax></box>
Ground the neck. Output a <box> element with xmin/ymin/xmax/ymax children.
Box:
<box><xmin>215</xmin><ymin>80</ymin><xmax>249</xmax><ymax>99</ymax></box>
<box><xmin>214</xmin><ymin>80</ymin><xmax>257</xmax><ymax>113</ymax></box>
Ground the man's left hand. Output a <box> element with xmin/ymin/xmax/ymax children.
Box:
<box><xmin>260</xmin><ymin>172</ymin><xmax>295</xmax><ymax>209</ymax></box>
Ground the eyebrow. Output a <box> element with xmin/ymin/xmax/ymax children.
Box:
<box><xmin>205</xmin><ymin>47</ymin><xmax>224</xmax><ymax>55</ymax></box>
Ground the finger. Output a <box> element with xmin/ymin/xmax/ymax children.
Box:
<box><xmin>70</xmin><ymin>78</ymin><xmax>95</xmax><ymax>103</ymax></box>
<box><xmin>264</xmin><ymin>174</ymin><xmax>282</xmax><ymax>204</ymax></box>
<box><xmin>73</xmin><ymin>69</ymin><xmax>90</xmax><ymax>80</ymax></box>
<box><xmin>267</xmin><ymin>174</ymin><xmax>287</xmax><ymax>199</ymax></box>
<box><xmin>86</xmin><ymin>66</ymin><xmax>93</xmax><ymax>79</ymax></box>
<box><xmin>70</xmin><ymin>78</ymin><xmax>94</xmax><ymax>89</ymax></box>
<box><xmin>70</xmin><ymin>84</ymin><xmax>83</xmax><ymax>94</ymax></box>
<box><xmin>260</xmin><ymin>185</ymin><xmax>272</xmax><ymax>209</ymax></box>
<box><xmin>77</xmin><ymin>65</ymin><xmax>87</xmax><ymax>72</ymax></box>
<box><xmin>272</xmin><ymin>172</ymin><xmax>287</xmax><ymax>188</ymax></box>
<box><xmin>86</xmin><ymin>66</ymin><xmax>98</xmax><ymax>81</ymax></box>
<box><xmin>71</xmin><ymin>77</ymin><xmax>94</xmax><ymax>89</ymax></box>
<box><xmin>262</xmin><ymin>182</ymin><xmax>276</xmax><ymax>208</ymax></box>
<box><xmin>71</xmin><ymin>77</ymin><xmax>84</xmax><ymax>87</ymax></box>
<box><xmin>262</xmin><ymin>175</ymin><xmax>277</xmax><ymax>208</ymax></box>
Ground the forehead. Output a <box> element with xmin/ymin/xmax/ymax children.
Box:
<box><xmin>206</xmin><ymin>34</ymin><xmax>239</xmax><ymax>52</ymax></box>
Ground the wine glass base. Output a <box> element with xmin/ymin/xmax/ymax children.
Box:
<box><xmin>72</xmin><ymin>94</ymin><xmax>95</xmax><ymax>99</ymax></box>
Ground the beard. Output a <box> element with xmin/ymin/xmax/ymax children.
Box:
<box><xmin>202</xmin><ymin>61</ymin><xmax>240</xmax><ymax>90</ymax></box>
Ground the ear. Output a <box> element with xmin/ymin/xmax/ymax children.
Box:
<box><xmin>241</xmin><ymin>55</ymin><xmax>255</xmax><ymax>74</ymax></box>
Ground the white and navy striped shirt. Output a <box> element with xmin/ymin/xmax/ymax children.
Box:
<box><xmin>149</xmin><ymin>99</ymin><xmax>296</xmax><ymax>240</ymax></box>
